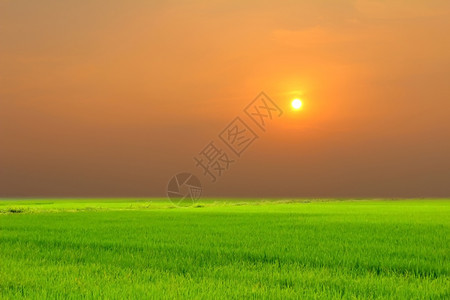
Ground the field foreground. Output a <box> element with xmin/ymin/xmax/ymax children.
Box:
<box><xmin>0</xmin><ymin>199</ymin><xmax>449</xmax><ymax>299</ymax></box>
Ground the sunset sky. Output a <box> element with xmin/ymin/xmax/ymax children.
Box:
<box><xmin>1</xmin><ymin>0</ymin><xmax>449</xmax><ymax>197</ymax></box>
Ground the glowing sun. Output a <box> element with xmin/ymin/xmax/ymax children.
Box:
<box><xmin>291</xmin><ymin>98</ymin><xmax>302</xmax><ymax>110</ymax></box>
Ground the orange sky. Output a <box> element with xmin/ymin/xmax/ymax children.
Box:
<box><xmin>1</xmin><ymin>0</ymin><xmax>449</xmax><ymax>197</ymax></box>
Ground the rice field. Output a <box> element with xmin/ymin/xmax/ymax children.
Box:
<box><xmin>0</xmin><ymin>199</ymin><xmax>448</xmax><ymax>299</ymax></box>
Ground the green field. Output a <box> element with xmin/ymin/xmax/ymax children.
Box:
<box><xmin>0</xmin><ymin>199</ymin><xmax>449</xmax><ymax>299</ymax></box>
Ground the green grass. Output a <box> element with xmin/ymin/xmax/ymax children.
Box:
<box><xmin>0</xmin><ymin>199</ymin><xmax>449</xmax><ymax>299</ymax></box>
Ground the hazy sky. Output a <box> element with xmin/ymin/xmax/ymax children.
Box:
<box><xmin>1</xmin><ymin>0</ymin><xmax>449</xmax><ymax>198</ymax></box>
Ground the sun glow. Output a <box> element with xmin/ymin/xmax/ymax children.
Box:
<box><xmin>291</xmin><ymin>98</ymin><xmax>302</xmax><ymax>110</ymax></box>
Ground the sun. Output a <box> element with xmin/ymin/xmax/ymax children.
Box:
<box><xmin>291</xmin><ymin>98</ymin><xmax>302</xmax><ymax>110</ymax></box>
